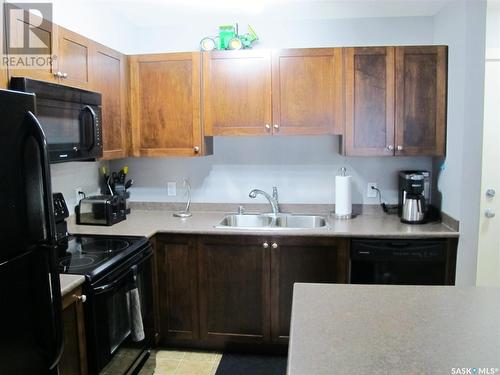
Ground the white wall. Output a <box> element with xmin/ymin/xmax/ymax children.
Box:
<box><xmin>433</xmin><ymin>0</ymin><xmax>487</xmax><ymax>285</ymax></box>
<box><xmin>112</xmin><ymin>137</ymin><xmax>432</xmax><ymax>204</ymax></box>
<box><xmin>50</xmin><ymin>161</ymin><xmax>107</xmax><ymax>213</ymax></box>
<box><xmin>130</xmin><ymin>16</ymin><xmax>434</xmax><ymax>54</ymax></box>
<box><xmin>51</xmin><ymin>0</ymin><xmax>137</xmax><ymax>52</ymax></box>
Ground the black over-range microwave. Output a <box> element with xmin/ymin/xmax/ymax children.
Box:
<box><xmin>10</xmin><ymin>77</ymin><xmax>103</xmax><ymax>163</ymax></box>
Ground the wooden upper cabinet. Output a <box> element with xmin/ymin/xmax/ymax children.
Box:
<box><xmin>203</xmin><ymin>50</ymin><xmax>272</xmax><ymax>136</ymax></box>
<box><xmin>344</xmin><ymin>47</ymin><xmax>395</xmax><ymax>156</ymax></box>
<box><xmin>272</xmin><ymin>48</ymin><xmax>343</xmax><ymax>135</ymax></box>
<box><xmin>130</xmin><ymin>52</ymin><xmax>210</xmax><ymax>157</ymax></box>
<box><xmin>90</xmin><ymin>43</ymin><xmax>127</xmax><ymax>159</ymax></box>
<box><xmin>7</xmin><ymin>11</ymin><xmax>59</xmax><ymax>83</ymax></box>
<box><xmin>57</xmin><ymin>27</ymin><xmax>91</xmax><ymax>89</ymax></box>
<box><xmin>0</xmin><ymin>5</ymin><xmax>7</xmax><ymax>89</ymax></box>
<box><xmin>395</xmin><ymin>46</ymin><xmax>447</xmax><ymax>156</ymax></box>
<box><xmin>0</xmin><ymin>68</ymin><xmax>7</xmax><ymax>89</ymax></box>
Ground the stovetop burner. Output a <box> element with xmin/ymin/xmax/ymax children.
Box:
<box><xmin>59</xmin><ymin>254</ymin><xmax>101</xmax><ymax>272</ymax></box>
<box><xmin>80</xmin><ymin>238</ymin><xmax>130</xmax><ymax>254</ymax></box>
<box><xmin>57</xmin><ymin>234</ymin><xmax>148</xmax><ymax>279</ymax></box>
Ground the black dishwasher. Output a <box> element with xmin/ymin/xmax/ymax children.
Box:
<box><xmin>350</xmin><ymin>239</ymin><xmax>448</xmax><ymax>285</ymax></box>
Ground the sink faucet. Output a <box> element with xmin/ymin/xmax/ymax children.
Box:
<box><xmin>249</xmin><ymin>187</ymin><xmax>279</xmax><ymax>215</ymax></box>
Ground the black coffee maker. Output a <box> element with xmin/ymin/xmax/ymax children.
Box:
<box><xmin>398</xmin><ymin>171</ymin><xmax>430</xmax><ymax>224</ymax></box>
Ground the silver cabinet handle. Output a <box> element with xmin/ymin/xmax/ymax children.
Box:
<box><xmin>386</xmin><ymin>145</ymin><xmax>394</xmax><ymax>152</ymax></box>
<box><xmin>486</xmin><ymin>188</ymin><xmax>496</xmax><ymax>198</ymax></box>
<box><xmin>273</xmin><ymin>124</ymin><xmax>280</xmax><ymax>130</ymax></box>
<box><xmin>193</xmin><ymin>146</ymin><xmax>200</xmax><ymax>153</ymax></box>
<box><xmin>62</xmin><ymin>72</ymin><xmax>68</xmax><ymax>79</ymax></box>
<box><xmin>53</xmin><ymin>71</ymin><xmax>63</xmax><ymax>78</ymax></box>
<box><xmin>262</xmin><ymin>242</ymin><xmax>269</xmax><ymax>249</ymax></box>
<box><xmin>76</xmin><ymin>294</ymin><xmax>87</xmax><ymax>303</ymax></box>
<box><xmin>397</xmin><ymin>145</ymin><xmax>404</xmax><ymax>151</ymax></box>
<box><xmin>271</xmin><ymin>243</ymin><xmax>278</xmax><ymax>249</ymax></box>
<box><xmin>265</xmin><ymin>124</ymin><xmax>271</xmax><ymax>131</ymax></box>
<box><xmin>485</xmin><ymin>208</ymin><xmax>496</xmax><ymax>219</ymax></box>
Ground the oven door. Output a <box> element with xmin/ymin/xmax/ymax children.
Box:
<box><xmin>89</xmin><ymin>249</ymin><xmax>154</xmax><ymax>374</ymax></box>
<box><xmin>35</xmin><ymin>97</ymin><xmax>102</xmax><ymax>162</ymax></box>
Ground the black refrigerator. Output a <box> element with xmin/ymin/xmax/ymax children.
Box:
<box><xmin>0</xmin><ymin>89</ymin><xmax>64</xmax><ymax>373</ymax></box>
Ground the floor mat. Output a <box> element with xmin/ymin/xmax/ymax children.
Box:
<box><xmin>215</xmin><ymin>353</ymin><xmax>287</xmax><ymax>375</ymax></box>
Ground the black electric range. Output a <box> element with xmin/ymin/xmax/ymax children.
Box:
<box><xmin>57</xmin><ymin>234</ymin><xmax>149</xmax><ymax>282</ymax></box>
<box><xmin>53</xmin><ymin>193</ymin><xmax>154</xmax><ymax>374</ymax></box>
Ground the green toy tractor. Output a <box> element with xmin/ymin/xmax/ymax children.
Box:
<box><xmin>200</xmin><ymin>24</ymin><xmax>258</xmax><ymax>51</ymax></box>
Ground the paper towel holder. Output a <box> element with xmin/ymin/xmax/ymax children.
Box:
<box><xmin>334</xmin><ymin>167</ymin><xmax>353</xmax><ymax>220</ymax></box>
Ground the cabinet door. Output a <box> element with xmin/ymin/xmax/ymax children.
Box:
<box><xmin>57</xmin><ymin>27</ymin><xmax>91</xmax><ymax>89</ymax></box>
<box><xmin>156</xmin><ymin>235</ymin><xmax>199</xmax><ymax>342</ymax></box>
<box><xmin>198</xmin><ymin>236</ymin><xmax>271</xmax><ymax>344</ymax></box>
<box><xmin>7</xmin><ymin>11</ymin><xmax>59</xmax><ymax>83</ymax></box>
<box><xmin>272</xmin><ymin>48</ymin><xmax>343</xmax><ymax>135</ymax></box>
<box><xmin>90</xmin><ymin>43</ymin><xmax>127</xmax><ymax>159</ymax></box>
<box><xmin>395</xmin><ymin>46</ymin><xmax>447</xmax><ymax>156</ymax></box>
<box><xmin>270</xmin><ymin>237</ymin><xmax>348</xmax><ymax>343</ymax></box>
<box><xmin>59</xmin><ymin>287</ymin><xmax>87</xmax><ymax>375</ymax></box>
<box><xmin>130</xmin><ymin>53</ymin><xmax>206</xmax><ymax>157</ymax></box>
<box><xmin>0</xmin><ymin>5</ymin><xmax>7</xmax><ymax>89</ymax></box>
<box><xmin>344</xmin><ymin>47</ymin><xmax>395</xmax><ymax>156</ymax></box>
<box><xmin>203</xmin><ymin>50</ymin><xmax>272</xmax><ymax>136</ymax></box>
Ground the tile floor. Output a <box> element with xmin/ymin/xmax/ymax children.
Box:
<box><xmin>139</xmin><ymin>349</ymin><xmax>222</xmax><ymax>375</ymax></box>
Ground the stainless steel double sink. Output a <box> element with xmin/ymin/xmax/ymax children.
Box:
<box><xmin>216</xmin><ymin>213</ymin><xmax>328</xmax><ymax>230</ymax></box>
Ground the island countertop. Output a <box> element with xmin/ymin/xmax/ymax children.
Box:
<box><xmin>67</xmin><ymin>208</ymin><xmax>458</xmax><ymax>239</ymax></box>
<box><xmin>287</xmin><ymin>283</ymin><xmax>500</xmax><ymax>375</ymax></box>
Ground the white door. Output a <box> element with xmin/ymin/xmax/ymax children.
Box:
<box><xmin>476</xmin><ymin>48</ymin><xmax>500</xmax><ymax>287</ymax></box>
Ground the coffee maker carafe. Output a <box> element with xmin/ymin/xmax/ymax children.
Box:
<box><xmin>398</xmin><ymin>171</ymin><xmax>430</xmax><ymax>224</ymax></box>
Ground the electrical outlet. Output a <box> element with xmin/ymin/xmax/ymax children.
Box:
<box><xmin>167</xmin><ymin>182</ymin><xmax>176</xmax><ymax>196</ymax></box>
<box><xmin>367</xmin><ymin>183</ymin><xmax>378</xmax><ymax>198</ymax></box>
<box><xmin>75</xmin><ymin>187</ymin><xmax>83</xmax><ymax>203</ymax></box>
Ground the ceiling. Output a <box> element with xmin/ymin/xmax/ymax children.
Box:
<box><xmin>54</xmin><ymin>0</ymin><xmax>454</xmax><ymax>28</ymax></box>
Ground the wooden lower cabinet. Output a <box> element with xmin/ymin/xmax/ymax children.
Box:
<box><xmin>198</xmin><ymin>236</ymin><xmax>271</xmax><ymax>345</ymax></box>
<box><xmin>156</xmin><ymin>235</ymin><xmax>200</xmax><ymax>344</ymax></box>
<box><xmin>270</xmin><ymin>237</ymin><xmax>349</xmax><ymax>343</ymax></box>
<box><xmin>59</xmin><ymin>286</ymin><xmax>87</xmax><ymax>375</ymax></box>
<box><xmin>155</xmin><ymin>234</ymin><xmax>348</xmax><ymax>349</ymax></box>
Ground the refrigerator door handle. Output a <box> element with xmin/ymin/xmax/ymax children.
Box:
<box><xmin>24</xmin><ymin>111</ymin><xmax>64</xmax><ymax>370</ymax></box>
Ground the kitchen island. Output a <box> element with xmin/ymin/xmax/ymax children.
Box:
<box><xmin>287</xmin><ymin>283</ymin><xmax>500</xmax><ymax>375</ymax></box>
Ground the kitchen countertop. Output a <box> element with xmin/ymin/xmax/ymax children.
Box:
<box><xmin>287</xmin><ymin>283</ymin><xmax>500</xmax><ymax>375</ymax></box>
<box><xmin>67</xmin><ymin>209</ymin><xmax>458</xmax><ymax>238</ymax></box>
<box><xmin>60</xmin><ymin>274</ymin><xmax>85</xmax><ymax>296</ymax></box>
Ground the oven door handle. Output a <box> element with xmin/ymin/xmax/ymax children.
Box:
<box><xmin>94</xmin><ymin>267</ymin><xmax>133</xmax><ymax>294</ymax></box>
<box><xmin>93</xmin><ymin>249</ymin><xmax>152</xmax><ymax>294</ymax></box>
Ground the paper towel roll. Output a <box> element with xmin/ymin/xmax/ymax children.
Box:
<box><xmin>335</xmin><ymin>175</ymin><xmax>352</xmax><ymax>217</ymax></box>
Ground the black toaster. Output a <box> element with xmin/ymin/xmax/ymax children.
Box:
<box><xmin>76</xmin><ymin>195</ymin><xmax>126</xmax><ymax>226</ymax></box>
